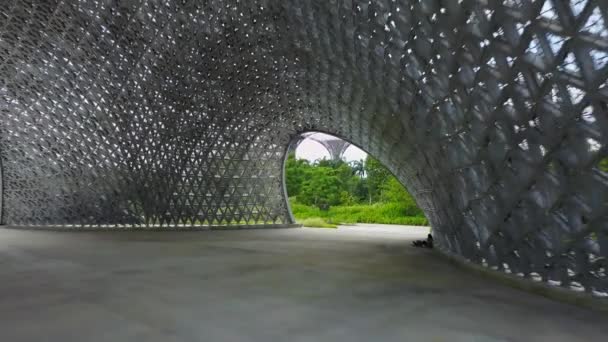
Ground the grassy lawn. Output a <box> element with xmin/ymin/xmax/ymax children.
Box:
<box><xmin>290</xmin><ymin>200</ymin><xmax>428</xmax><ymax>228</ymax></box>
<box><xmin>298</xmin><ymin>217</ymin><xmax>338</xmax><ymax>228</ymax></box>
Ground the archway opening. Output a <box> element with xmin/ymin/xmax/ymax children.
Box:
<box><xmin>284</xmin><ymin>132</ymin><xmax>429</xmax><ymax>229</ymax></box>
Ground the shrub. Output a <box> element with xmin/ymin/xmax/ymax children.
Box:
<box><xmin>298</xmin><ymin>217</ymin><xmax>338</xmax><ymax>228</ymax></box>
<box><xmin>290</xmin><ymin>200</ymin><xmax>429</xmax><ymax>226</ymax></box>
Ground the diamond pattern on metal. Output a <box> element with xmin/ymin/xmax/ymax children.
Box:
<box><xmin>0</xmin><ymin>0</ymin><xmax>607</xmax><ymax>295</ymax></box>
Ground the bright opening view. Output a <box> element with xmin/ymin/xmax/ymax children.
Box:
<box><xmin>286</xmin><ymin>133</ymin><xmax>428</xmax><ymax>228</ymax></box>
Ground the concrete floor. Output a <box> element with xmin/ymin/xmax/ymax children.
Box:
<box><xmin>0</xmin><ymin>224</ymin><xmax>606</xmax><ymax>342</ymax></box>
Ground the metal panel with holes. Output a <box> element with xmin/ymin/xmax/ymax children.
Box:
<box><xmin>0</xmin><ymin>0</ymin><xmax>606</xmax><ymax>295</ymax></box>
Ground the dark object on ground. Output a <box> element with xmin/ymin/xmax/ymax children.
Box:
<box><xmin>412</xmin><ymin>234</ymin><xmax>434</xmax><ymax>249</ymax></box>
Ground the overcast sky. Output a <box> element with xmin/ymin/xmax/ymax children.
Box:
<box><xmin>295</xmin><ymin>133</ymin><xmax>367</xmax><ymax>162</ymax></box>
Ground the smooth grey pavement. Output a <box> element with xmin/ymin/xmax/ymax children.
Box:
<box><xmin>0</xmin><ymin>224</ymin><xmax>606</xmax><ymax>342</ymax></box>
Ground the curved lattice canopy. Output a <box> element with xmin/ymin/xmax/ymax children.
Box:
<box><xmin>1</xmin><ymin>1</ymin><xmax>607</xmax><ymax>295</ymax></box>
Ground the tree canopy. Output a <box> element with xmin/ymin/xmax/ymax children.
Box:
<box><xmin>285</xmin><ymin>153</ymin><xmax>420</xmax><ymax>215</ymax></box>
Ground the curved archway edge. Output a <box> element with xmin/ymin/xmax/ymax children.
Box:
<box><xmin>0</xmin><ymin>1</ymin><xmax>607</xmax><ymax>296</ymax></box>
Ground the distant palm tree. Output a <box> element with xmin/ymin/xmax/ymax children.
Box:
<box><xmin>350</xmin><ymin>160</ymin><xmax>365</xmax><ymax>179</ymax></box>
<box><xmin>349</xmin><ymin>159</ymin><xmax>370</xmax><ymax>203</ymax></box>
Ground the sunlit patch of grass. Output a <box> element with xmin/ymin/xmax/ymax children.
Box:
<box><xmin>290</xmin><ymin>201</ymin><xmax>429</xmax><ymax>226</ymax></box>
<box><xmin>298</xmin><ymin>217</ymin><xmax>338</xmax><ymax>228</ymax></box>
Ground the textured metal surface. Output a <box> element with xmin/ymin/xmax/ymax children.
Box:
<box><xmin>0</xmin><ymin>0</ymin><xmax>607</xmax><ymax>295</ymax></box>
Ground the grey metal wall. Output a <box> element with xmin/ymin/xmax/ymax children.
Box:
<box><xmin>0</xmin><ymin>1</ymin><xmax>606</xmax><ymax>295</ymax></box>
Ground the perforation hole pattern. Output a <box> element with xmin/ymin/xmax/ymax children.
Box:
<box><xmin>0</xmin><ymin>0</ymin><xmax>607</xmax><ymax>295</ymax></box>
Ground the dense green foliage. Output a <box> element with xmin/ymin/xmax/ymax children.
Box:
<box><xmin>290</xmin><ymin>201</ymin><xmax>428</xmax><ymax>226</ymax></box>
<box><xmin>285</xmin><ymin>153</ymin><xmax>427</xmax><ymax>227</ymax></box>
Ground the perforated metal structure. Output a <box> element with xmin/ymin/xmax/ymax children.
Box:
<box><xmin>0</xmin><ymin>1</ymin><xmax>607</xmax><ymax>295</ymax></box>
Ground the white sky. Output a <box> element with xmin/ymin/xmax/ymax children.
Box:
<box><xmin>295</xmin><ymin>133</ymin><xmax>367</xmax><ymax>162</ymax></box>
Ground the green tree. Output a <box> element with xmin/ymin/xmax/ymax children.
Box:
<box><xmin>350</xmin><ymin>159</ymin><xmax>365</xmax><ymax>179</ymax></box>
<box><xmin>286</xmin><ymin>151</ymin><xmax>422</xmax><ymax>214</ymax></box>
<box><xmin>380</xmin><ymin>177</ymin><xmax>410</xmax><ymax>203</ymax></box>
<box><xmin>351</xmin><ymin>178</ymin><xmax>369</xmax><ymax>203</ymax></box>
<box><xmin>364</xmin><ymin>156</ymin><xmax>390</xmax><ymax>203</ymax></box>
<box><xmin>380</xmin><ymin>177</ymin><xmax>423</xmax><ymax>215</ymax></box>
<box><xmin>285</xmin><ymin>153</ymin><xmax>311</xmax><ymax>197</ymax></box>
<box><xmin>298</xmin><ymin>166</ymin><xmax>342</xmax><ymax>210</ymax></box>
